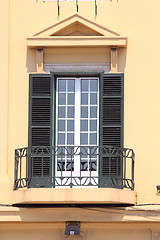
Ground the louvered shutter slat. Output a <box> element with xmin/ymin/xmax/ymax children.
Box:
<box><xmin>100</xmin><ymin>74</ymin><xmax>124</xmax><ymax>188</ymax></box>
<box><xmin>32</xmin><ymin>77</ymin><xmax>51</xmax><ymax>95</ymax></box>
<box><xmin>32</xmin><ymin>98</ymin><xmax>51</xmax><ymax>125</ymax></box>
<box><xmin>102</xmin><ymin>74</ymin><xmax>123</xmax><ymax>147</ymax></box>
<box><xmin>29</xmin><ymin>74</ymin><xmax>53</xmax><ymax>188</ymax></box>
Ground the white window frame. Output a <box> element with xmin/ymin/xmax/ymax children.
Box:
<box><xmin>55</xmin><ymin>77</ymin><xmax>99</xmax><ymax>186</ymax></box>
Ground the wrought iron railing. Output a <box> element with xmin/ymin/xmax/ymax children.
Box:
<box><xmin>14</xmin><ymin>146</ymin><xmax>134</xmax><ymax>190</ymax></box>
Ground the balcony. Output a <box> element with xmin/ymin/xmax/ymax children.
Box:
<box><xmin>13</xmin><ymin>146</ymin><xmax>135</xmax><ymax>205</ymax></box>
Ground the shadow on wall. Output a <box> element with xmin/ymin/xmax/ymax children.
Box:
<box><xmin>118</xmin><ymin>48</ymin><xmax>127</xmax><ymax>73</ymax></box>
<box><xmin>18</xmin><ymin>206</ymin><xmax>125</xmax><ymax>222</ymax></box>
<box><xmin>26</xmin><ymin>47</ymin><xmax>127</xmax><ymax>73</ymax></box>
<box><xmin>26</xmin><ymin>48</ymin><xmax>36</xmax><ymax>73</ymax></box>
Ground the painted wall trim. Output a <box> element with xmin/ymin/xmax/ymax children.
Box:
<box><xmin>27</xmin><ymin>37</ymin><xmax>127</xmax><ymax>48</ymax></box>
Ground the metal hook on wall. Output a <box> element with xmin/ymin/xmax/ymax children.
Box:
<box><xmin>57</xmin><ymin>0</ymin><xmax>60</xmax><ymax>15</ymax></box>
<box><xmin>95</xmin><ymin>0</ymin><xmax>97</xmax><ymax>15</ymax></box>
<box><xmin>76</xmin><ymin>0</ymin><xmax>79</xmax><ymax>12</ymax></box>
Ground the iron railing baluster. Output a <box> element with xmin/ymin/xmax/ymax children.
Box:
<box><xmin>70</xmin><ymin>146</ymin><xmax>73</xmax><ymax>188</ymax></box>
<box><xmin>14</xmin><ymin>145</ymin><xmax>135</xmax><ymax>190</ymax></box>
<box><xmin>80</xmin><ymin>146</ymin><xmax>82</xmax><ymax>186</ymax></box>
<box><xmin>89</xmin><ymin>146</ymin><xmax>91</xmax><ymax>185</ymax></box>
<box><xmin>123</xmin><ymin>150</ymin><xmax>126</xmax><ymax>187</ymax></box>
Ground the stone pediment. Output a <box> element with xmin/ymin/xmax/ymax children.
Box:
<box><xmin>27</xmin><ymin>14</ymin><xmax>127</xmax><ymax>47</ymax></box>
<box><xmin>50</xmin><ymin>21</ymin><xmax>104</xmax><ymax>36</ymax></box>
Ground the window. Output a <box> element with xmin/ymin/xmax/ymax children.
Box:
<box><xmin>28</xmin><ymin>73</ymin><xmax>123</xmax><ymax>188</ymax></box>
<box><xmin>56</xmin><ymin>77</ymin><xmax>99</xmax><ymax>186</ymax></box>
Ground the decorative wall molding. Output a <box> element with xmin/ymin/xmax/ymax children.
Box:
<box><xmin>27</xmin><ymin>14</ymin><xmax>127</xmax><ymax>48</ymax></box>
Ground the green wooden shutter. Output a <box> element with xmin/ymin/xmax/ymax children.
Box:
<box><xmin>28</xmin><ymin>74</ymin><xmax>53</xmax><ymax>188</ymax></box>
<box><xmin>100</xmin><ymin>73</ymin><xmax>124</xmax><ymax>188</ymax></box>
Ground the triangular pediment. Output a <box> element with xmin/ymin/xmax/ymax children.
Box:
<box><xmin>50</xmin><ymin>21</ymin><xmax>103</xmax><ymax>36</ymax></box>
<box><xmin>27</xmin><ymin>14</ymin><xmax>127</xmax><ymax>47</ymax></box>
<box><xmin>33</xmin><ymin>14</ymin><xmax>120</xmax><ymax>37</ymax></box>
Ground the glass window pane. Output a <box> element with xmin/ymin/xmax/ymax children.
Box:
<box><xmin>57</xmin><ymin>160</ymin><xmax>65</xmax><ymax>171</ymax></box>
<box><xmin>81</xmin><ymin>133</ymin><xmax>88</xmax><ymax>145</ymax></box>
<box><xmin>58</xmin><ymin>120</ymin><xmax>65</xmax><ymax>131</ymax></box>
<box><xmin>81</xmin><ymin>80</ymin><xmax>89</xmax><ymax>91</ymax></box>
<box><xmin>67</xmin><ymin>106</ymin><xmax>74</xmax><ymax>118</ymax></box>
<box><xmin>80</xmin><ymin>147</ymin><xmax>89</xmax><ymax>155</ymax></box>
<box><xmin>90</xmin><ymin>93</ymin><xmax>97</xmax><ymax>105</ymax></box>
<box><xmin>58</xmin><ymin>133</ymin><xmax>65</xmax><ymax>145</ymax></box>
<box><xmin>90</xmin><ymin>120</ymin><xmax>97</xmax><ymax>131</ymax></box>
<box><xmin>67</xmin><ymin>133</ymin><xmax>74</xmax><ymax>145</ymax></box>
<box><xmin>68</xmin><ymin>80</ymin><xmax>75</xmax><ymax>92</ymax></box>
<box><xmin>90</xmin><ymin>147</ymin><xmax>98</xmax><ymax>155</ymax></box>
<box><xmin>90</xmin><ymin>80</ymin><xmax>98</xmax><ymax>91</ymax></box>
<box><xmin>58</xmin><ymin>93</ymin><xmax>66</xmax><ymax>105</ymax></box>
<box><xmin>67</xmin><ymin>120</ymin><xmax>74</xmax><ymax>131</ymax></box>
<box><xmin>66</xmin><ymin>160</ymin><xmax>74</xmax><ymax>171</ymax></box>
<box><xmin>57</xmin><ymin>147</ymin><xmax>65</xmax><ymax>155</ymax></box>
<box><xmin>68</xmin><ymin>93</ymin><xmax>75</xmax><ymax>105</ymax></box>
<box><xmin>81</xmin><ymin>160</ymin><xmax>88</xmax><ymax>171</ymax></box>
<box><xmin>81</xmin><ymin>120</ymin><xmax>88</xmax><ymax>131</ymax></box>
<box><xmin>90</xmin><ymin>133</ymin><xmax>97</xmax><ymax>145</ymax></box>
<box><xmin>58</xmin><ymin>106</ymin><xmax>66</xmax><ymax>118</ymax></box>
<box><xmin>91</xmin><ymin>160</ymin><xmax>97</xmax><ymax>171</ymax></box>
<box><xmin>90</xmin><ymin>106</ymin><xmax>97</xmax><ymax>118</ymax></box>
<box><xmin>81</xmin><ymin>107</ymin><xmax>88</xmax><ymax>118</ymax></box>
<box><xmin>81</xmin><ymin>93</ymin><xmax>88</xmax><ymax>105</ymax></box>
<box><xmin>58</xmin><ymin>80</ymin><xmax>66</xmax><ymax>92</ymax></box>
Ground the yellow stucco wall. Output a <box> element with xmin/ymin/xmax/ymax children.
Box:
<box><xmin>0</xmin><ymin>222</ymin><xmax>154</xmax><ymax>240</ymax></box>
<box><xmin>1</xmin><ymin>0</ymin><xmax>160</xmax><ymax>208</ymax></box>
<box><xmin>44</xmin><ymin>47</ymin><xmax>110</xmax><ymax>64</ymax></box>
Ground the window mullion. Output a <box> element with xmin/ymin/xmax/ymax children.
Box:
<box><xmin>74</xmin><ymin>78</ymin><xmax>81</xmax><ymax>175</ymax></box>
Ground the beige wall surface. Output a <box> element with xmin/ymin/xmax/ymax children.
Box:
<box><xmin>0</xmin><ymin>222</ymin><xmax>157</xmax><ymax>240</ymax></box>
<box><xmin>1</xmin><ymin>0</ymin><xmax>160</xmax><ymax>208</ymax></box>
<box><xmin>44</xmin><ymin>47</ymin><xmax>110</xmax><ymax>64</ymax></box>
